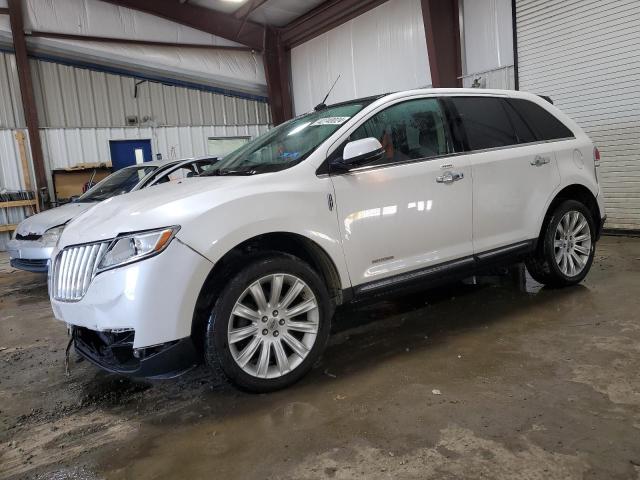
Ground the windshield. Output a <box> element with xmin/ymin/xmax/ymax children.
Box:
<box><xmin>204</xmin><ymin>103</ymin><xmax>367</xmax><ymax>176</ymax></box>
<box><xmin>77</xmin><ymin>165</ymin><xmax>157</xmax><ymax>202</ymax></box>
<box><xmin>148</xmin><ymin>158</ymin><xmax>219</xmax><ymax>186</ymax></box>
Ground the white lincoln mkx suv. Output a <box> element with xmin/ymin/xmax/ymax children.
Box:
<box><xmin>49</xmin><ymin>89</ymin><xmax>605</xmax><ymax>392</ymax></box>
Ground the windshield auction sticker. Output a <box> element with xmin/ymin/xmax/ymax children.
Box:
<box><xmin>310</xmin><ymin>117</ymin><xmax>351</xmax><ymax>126</ymax></box>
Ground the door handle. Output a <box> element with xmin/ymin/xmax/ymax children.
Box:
<box><xmin>436</xmin><ymin>171</ymin><xmax>464</xmax><ymax>184</ymax></box>
<box><xmin>530</xmin><ymin>155</ymin><xmax>550</xmax><ymax>166</ymax></box>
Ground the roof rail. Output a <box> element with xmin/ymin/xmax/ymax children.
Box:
<box><xmin>538</xmin><ymin>95</ymin><xmax>554</xmax><ymax>104</ymax></box>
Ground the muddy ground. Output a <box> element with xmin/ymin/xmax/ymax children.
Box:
<box><xmin>0</xmin><ymin>236</ymin><xmax>639</xmax><ymax>479</ymax></box>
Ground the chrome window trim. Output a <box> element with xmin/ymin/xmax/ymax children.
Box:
<box><xmin>320</xmin><ymin>95</ymin><xmax>457</xmax><ymax>176</ymax></box>
<box><xmin>325</xmin><ymin>136</ymin><xmax>576</xmax><ymax>176</ymax></box>
<box><xmin>319</xmin><ymin>92</ymin><xmax>577</xmax><ymax>177</ymax></box>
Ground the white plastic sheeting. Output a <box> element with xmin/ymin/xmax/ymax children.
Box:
<box><xmin>22</xmin><ymin>0</ymin><xmax>239</xmax><ymax>47</ymax></box>
<box><xmin>461</xmin><ymin>0</ymin><xmax>514</xmax><ymax>76</ymax></box>
<box><xmin>190</xmin><ymin>0</ymin><xmax>327</xmax><ymax>27</ymax></box>
<box><xmin>290</xmin><ymin>0</ymin><xmax>430</xmax><ymax>115</ymax></box>
<box><xmin>25</xmin><ymin>38</ymin><xmax>267</xmax><ymax>97</ymax></box>
<box><xmin>0</xmin><ymin>0</ymin><xmax>268</xmax><ymax>97</ymax></box>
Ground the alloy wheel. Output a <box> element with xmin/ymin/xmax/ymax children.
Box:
<box><xmin>227</xmin><ymin>273</ymin><xmax>319</xmax><ymax>379</ymax></box>
<box><xmin>553</xmin><ymin>210</ymin><xmax>592</xmax><ymax>277</ymax></box>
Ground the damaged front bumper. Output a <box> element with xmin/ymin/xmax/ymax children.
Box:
<box><xmin>7</xmin><ymin>238</ymin><xmax>54</xmax><ymax>273</ymax></box>
<box><xmin>72</xmin><ymin>326</ymin><xmax>199</xmax><ymax>379</ymax></box>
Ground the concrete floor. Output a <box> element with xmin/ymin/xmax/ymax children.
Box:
<box><xmin>0</xmin><ymin>236</ymin><xmax>639</xmax><ymax>480</ymax></box>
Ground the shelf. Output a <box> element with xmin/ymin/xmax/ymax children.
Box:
<box><xmin>1</xmin><ymin>199</ymin><xmax>37</xmax><ymax>233</ymax></box>
<box><xmin>1</xmin><ymin>199</ymin><xmax>37</xmax><ymax>209</ymax></box>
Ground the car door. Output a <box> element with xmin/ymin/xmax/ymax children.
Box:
<box><xmin>329</xmin><ymin>97</ymin><xmax>474</xmax><ymax>290</ymax></box>
<box><xmin>445</xmin><ymin>96</ymin><xmax>561</xmax><ymax>254</ymax></box>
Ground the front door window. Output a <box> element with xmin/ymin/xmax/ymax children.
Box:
<box><xmin>349</xmin><ymin>98</ymin><xmax>451</xmax><ymax>167</ymax></box>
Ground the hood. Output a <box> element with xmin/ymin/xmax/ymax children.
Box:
<box><xmin>58</xmin><ymin>176</ymin><xmax>260</xmax><ymax>247</ymax></box>
<box><xmin>15</xmin><ymin>202</ymin><xmax>96</xmax><ymax>236</ymax></box>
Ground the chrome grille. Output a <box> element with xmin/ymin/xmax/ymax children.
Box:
<box><xmin>51</xmin><ymin>242</ymin><xmax>109</xmax><ymax>301</ymax></box>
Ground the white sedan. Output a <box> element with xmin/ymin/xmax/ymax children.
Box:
<box><xmin>8</xmin><ymin>156</ymin><xmax>217</xmax><ymax>272</ymax></box>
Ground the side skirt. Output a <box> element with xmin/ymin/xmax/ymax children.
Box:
<box><xmin>347</xmin><ymin>240</ymin><xmax>536</xmax><ymax>301</ymax></box>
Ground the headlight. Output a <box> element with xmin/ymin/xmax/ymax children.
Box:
<box><xmin>97</xmin><ymin>226</ymin><xmax>179</xmax><ymax>272</ymax></box>
<box><xmin>42</xmin><ymin>225</ymin><xmax>66</xmax><ymax>244</ymax></box>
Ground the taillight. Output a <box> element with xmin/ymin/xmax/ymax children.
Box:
<box><xmin>593</xmin><ymin>147</ymin><xmax>600</xmax><ymax>182</ymax></box>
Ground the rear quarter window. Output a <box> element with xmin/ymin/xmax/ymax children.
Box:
<box><xmin>506</xmin><ymin>98</ymin><xmax>575</xmax><ymax>141</ymax></box>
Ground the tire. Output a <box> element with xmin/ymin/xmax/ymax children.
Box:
<box><xmin>205</xmin><ymin>253</ymin><xmax>332</xmax><ymax>392</ymax></box>
<box><xmin>525</xmin><ymin>199</ymin><xmax>596</xmax><ymax>288</ymax></box>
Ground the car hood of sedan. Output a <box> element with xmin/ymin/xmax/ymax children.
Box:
<box><xmin>57</xmin><ymin>176</ymin><xmax>260</xmax><ymax>247</ymax></box>
<box><xmin>15</xmin><ymin>202</ymin><xmax>96</xmax><ymax>236</ymax></box>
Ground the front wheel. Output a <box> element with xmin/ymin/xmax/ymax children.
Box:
<box><xmin>205</xmin><ymin>254</ymin><xmax>331</xmax><ymax>392</ymax></box>
<box><xmin>525</xmin><ymin>199</ymin><xmax>596</xmax><ymax>287</ymax></box>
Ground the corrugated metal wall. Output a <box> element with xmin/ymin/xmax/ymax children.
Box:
<box><xmin>0</xmin><ymin>53</ymin><xmax>25</xmax><ymax>129</ymax></box>
<box><xmin>0</xmin><ymin>51</ymin><xmax>272</xmax><ymax>250</ymax></box>
<box><xmin>31</xmin><ymin>61</ymin><xmax>271</xmax><ymax>127</ymax></box>
<box><xmin>40</xmin><ymin>124</ymin><xmax>270</xmax><ymax>170</ymax></box>
<box><xmin>0</xmin><ymin>52</ymin><xmax>271</xmax><ymax>129</ymax></box>
<box><xmin>0</xmin><ymin>124</ymin><xmax>270</xmax><ymax>250</ymax></box>
<box><xmin>0</xmin><ymin>128</ymin><xmax>31</xmax><ymax>251</ymax></box>
<box><xmin>0</xmin><ymin>129</ymin><xmax>30</xmax><ymax>190</ymax></box>
<box><xmin>516</xmin><ymin>0</ymin><xmax>640</xmax><ymax>230</ymax></box>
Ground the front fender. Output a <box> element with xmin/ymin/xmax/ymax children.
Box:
<box><xmin>176</xmin><ymin>184</ymin><xmax>351</xmax><ymax>290</ymax></box>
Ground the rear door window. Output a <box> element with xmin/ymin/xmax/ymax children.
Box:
<box><xmin>502</xmin><ymin>99</ymin><xmax>537</xmax><ymax>144</ymax></box>
<box><xmin>506</xmin><ymin>98</ymin><xmax>574</xmax><ymax>141</ymax></box>
<box><xmin>448</xmin><ymin>97</ymin><xmax>518</xmax><ymax>151</ymax></box>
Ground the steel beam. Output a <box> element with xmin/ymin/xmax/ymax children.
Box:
<box><xmin>280</xmin><ymin>0</ymin><xmax>388</xmax><ymax>48</ymax></box>
<box><xmin>234</xmin><ymin>0</ymin><xmax>270</xmax><ymax>19</ymax></box>
<box><xmin>101</xmin><ymin>0</ymin><xmax>265</xmax><ymax>51</ymax></box>
<box><xmin>421</xmin><ymin>0</ymin><xmax>462</xmax><ymax>87</ymax></box>
<box><xmin>234</xmin><ymin>0</ymin><xmax>270</xmax><ymax>40</ymax></box>
<box><xmin>8</xmin><ymin>0</ymin><xmax>48</xmax><ymax>206</ymax></box>
<box><xmin>264</xmin><ymin>28</ymin><xmax>293</xmax><ymax>125</ymax></box>
<box><xmin>27</xmin><ymin>31</ymin><xmax>254</xmax><ymax>52</ymax></box>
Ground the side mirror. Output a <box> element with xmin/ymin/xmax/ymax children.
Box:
<box><xmin>333</xmin><ymin>137</ymin><xmax>384</xmax><ymax>172</ymax></box>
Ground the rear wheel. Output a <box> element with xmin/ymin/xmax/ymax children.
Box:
<box><xmin>525</xmin><ymin>200</ymin><xmax>596</xmax><ymax>287</ymax></box>
<box><xmin>205</xmin><ymin>254</ymin><xmax>331</xmax><ymax>392</ymax></box>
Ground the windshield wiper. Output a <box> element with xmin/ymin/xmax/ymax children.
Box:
<box><xmin>221</xmin><ymin>169</ymin><xmax>257</xmax><ymax>176</ymax></box>
<box><xmin>203</xmin><ymin>167</ymin><xmax>257</xmax><ymax>176</ymax></box>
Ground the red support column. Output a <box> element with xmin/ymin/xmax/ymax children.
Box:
<box><xmin>264</xmin><ymin>28</ymin><xmax>294</xmax><ymax>125</ymax></box>
<box><xmin>8</xmin><ymin>0</ymin><xmax>48</xmax><ymax>206</ymax></box>
<box><xmin>421</xmin><ymin>0</ymin><xmax>462</xmax><ymax>88</ymax></box>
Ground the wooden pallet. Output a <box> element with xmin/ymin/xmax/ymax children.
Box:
<box><xmin>0</xmin><ymin>199</ymin><xmax>38</xmax><ymax>233</ymax></box>
<box><xmin>1</xmin><ymin>131</ymin><xmax>40</xmax><ymax>234</ymax></box>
